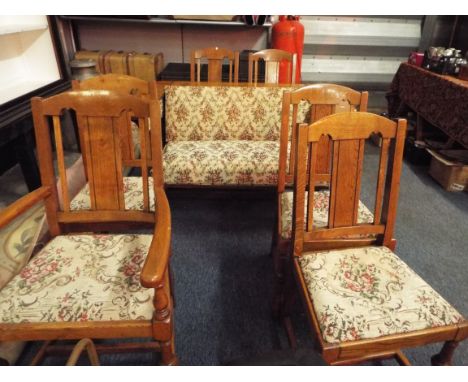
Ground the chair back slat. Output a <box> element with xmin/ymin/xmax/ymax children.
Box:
<box><xmin>306</xmin><ymin>142</ymin><xmax>319</xmax><ymax>231</ymax></box>
<box><xmin>85</xmin><ymin>115</ymin><xmax>124</xmax><ymax>210</ymax></box>
<box><xmin>374</xmin><ymin>137</ymin><xmax>390</xmax><ymax>224</ymax></box>
<box><xmin>52</xmin><ymin>116</ymin><xmax>70</xmax><ymax>212</ymax></box>
<box><xmin>31</xmin><ymin>91</ymin><xmax>163</xmax><ymax>234</ymax></box>
<box><xmin>78</xmin><ymin>115</ymin><xmax>96</xmax><ymax>210</ymax></box>
<box><xmin>292</xmin><ymin>112</ymin><xmax>407</xmax><ymax>254</ymax></box>
<box><xmin>138</xmin><ymin>117</ymin><xmax>150</xmax><ymax>212</ymax></box>
<box><xmin>278</xmin><ymin>84</ymin><xmax>367</xmax><ymax>192</ymax></box>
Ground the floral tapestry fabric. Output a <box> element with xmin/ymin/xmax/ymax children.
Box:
<box><xmin>164</xmin><ymin>85</ymin><xmax>310</xmax><ymax>142</ymax></box>
<box><xmin>0</xmin><ymin>234</ymin><xmax>155</xmax><ymax>323</ymax></box>
<box><xmin>163</xmin><ymin>140</ymin><xmax>282</xmax><ymax>186</ymax></box>
<box><xmin>298</xmin><ymin>246</ymin><xmax>464</xmax><ymax>344</ymax></box>
<box><xmin>280</xmin><ymin>190</ymin><xmax>374</xmax><ymax>239</ymax></box>
<box><xmin>70</xmin><ymin>177</ymin><xmax>155</xmax><ymax>211</ymax></box>
<box><xmin>0</xmin><ymin>203</ymin><xmax>46</xmax><ymax>288</ymax></box>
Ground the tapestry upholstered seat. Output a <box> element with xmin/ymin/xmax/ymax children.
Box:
<box><xmin>163</xmin><ymin>140</ymin><xmax>282</xmax><ymax>186</ymax></box>
<box><xmin>280</xmin><ymin>190</ymin><xmax>374</xmax><ymax>240</ymax></box>
<box><xmin>0</xmin><ymin>234</ymin><xmax>155</xmax><ymax>323</ymax></box>
<box><xmin>297</xmin><ymin>245</ymin><xmax>464</xmax><ymax>344</ymax></box>
<box><xmin>70</xmin><ymin>177</ymin><xmax>155</xmax><ymax>211</ymax></box>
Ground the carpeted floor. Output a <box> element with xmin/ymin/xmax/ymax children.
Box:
<box><xmin>6</xmin><ymin>143</ymin><xmax>468</xmax><ymax>365</ymax></box>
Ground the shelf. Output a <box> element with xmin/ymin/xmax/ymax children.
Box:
<box><xmin>0</xmin><ymin>23</ymin><xmax>48</xmax><ymax>36</ymax></box>
<box><xmin>60</xmin><ymin>16</ymin><xmax>271</xmax><ymax>28</ymax></box>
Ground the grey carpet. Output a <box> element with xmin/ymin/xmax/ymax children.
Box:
<box><xmin>11</xmin><ymin>143</ymin><xmax>468</xmax><ymax>365</ymax></box>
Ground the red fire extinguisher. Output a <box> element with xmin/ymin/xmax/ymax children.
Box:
<box><xmin>271</xmin><ymin>15</ymin><xmax>304</xmax><ymax>84</ymax></box>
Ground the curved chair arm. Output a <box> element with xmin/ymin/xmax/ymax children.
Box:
<box><xmin>0</xmin><ymin>186</ymin><xmax>51</xmax><ymax>229</ymax></box>
<box><xmin>140</xmin><ymin>187</ymin><xmax>172</xmax><ymax>288</ymax></box>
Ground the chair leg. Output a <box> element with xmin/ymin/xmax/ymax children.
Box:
<box><xmin>160</xmin><ymin>337</ymin><xmax>178</xmax><ymax>366</ymax></box>
<box><xmin>279</xmin><ymin>260</ymin><xmax>298</xmax><ymax>350</ymax></box>
<box><xmin>431</xmin><ymin>341</ymin><xmax>459</xmax><ymax>366</ymax></box>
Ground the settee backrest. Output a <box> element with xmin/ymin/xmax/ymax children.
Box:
<box><xmin>165</xmin><ymin>85</ymin><xmax>310</xmax><ymax>142</ymax></box>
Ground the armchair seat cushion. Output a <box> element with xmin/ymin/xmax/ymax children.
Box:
<box><xmin>297</xmin><ymin>246</ymin><xmax>464</xmax><ymax>344</ymax></box>
<box><xmin>0</xmin><ymin>234</ymin><xmax>155</xmax><ymax>323</ymax></box>
<box><xmin>280</xmin><ymin>190</ymin><xmax>374</xmax><ymax>239</ymax></box>
<box><xmin>163</xmin><ymin>140</ymin><xmax>281</xmax><ymax>186</ymax></box>
<box><xmin>70</xmin><ymin>177</ymin><xmax>155</xmax><ymax>211</ymax></box>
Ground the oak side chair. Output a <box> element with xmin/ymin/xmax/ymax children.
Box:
<box><xmin>280</xmin><ymin>112</ymin><xmax>467</xmax><ymax>365</ymax></box>
<box><xmin>190</xmin><ymin>46</ymin><xmax>239</xmax><ymax>83</ymax></box>
<box><xmin>272</xmin><ymin>84</ymin><xmax>369</xmax><ymax>309</ymax></box>
<box><xmin>0</xmin><ymin>91</ymin><xmax>177</xmax><ymax>365</ymax></box>
<box><xmin>248</xmin><ymin>48</ymin><xmax>297</xmax><ymax>85</ymax></box>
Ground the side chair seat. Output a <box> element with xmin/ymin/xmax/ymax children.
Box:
<box><xmin>297</xmin><ymin>245</ymin><xmax>464</xmax><ymax>344</ymax></box>
<box><xmin>280</xmin><ymin>190</ymin><xmax>374</xmax><ymax>239</ymax></box>
<box><xmin>71</xmin><ymin>177</ymin><xmax>155</xmax><ymax>211</ymax></box>
<box><xmin>0</xmin><ymin>234</ymin><xmax>155</xmax><ymax>323</ymax></box>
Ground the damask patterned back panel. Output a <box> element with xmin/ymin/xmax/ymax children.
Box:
<box><xmin>0</xmin><ymin>203</ymin><xmax>46</xmax><ymax>289</ymax></box>
<box><xmin>165</xmin><ymin>86</ymin><xmax>310</xmax><ymax>142</ymax></box>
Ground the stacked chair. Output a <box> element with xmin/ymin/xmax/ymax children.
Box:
<box><xmin>271</xmin><ymin>84</ymin><xmax>369</xmax><ymax>311</ymax></box>
<box><xmin>277</xmin><ymin>111</ymin><xmax>467</xmax><ymax>365</ymax></box>
<box><xmin>0</xmin><ymin>90</ymin><xmax>176</xmax><ymax>365</ymax></box>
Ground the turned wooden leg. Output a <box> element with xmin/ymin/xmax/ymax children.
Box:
<box><xmin>160</xmin><ymin>337</ymin><xmax>178</xmax><ymax>366</ymax></box>
<box><xmin>431</xmin><ymin>341</ymin><xmax>459</xmax><ymax>366</ymax></box>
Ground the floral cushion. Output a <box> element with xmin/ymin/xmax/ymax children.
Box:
<box><xmin>164</xmin><ymin>85</ymin><xmax>310</xmax><ymax>142</ymax></box>
<box><xmin>70</xmin><ymin>177</ymin><xmax>155</xmax><ymax>211</ymax></box>
<box><xmin>163</xmin><ymin>140</ymin><xmax>282</xmax><ymax>186</ymax></box>
<box><xmin>0</xmin><ymin>234</ymin><xmax>155</xmax><ymax>323</ymax></box>
<box><xmin>298</xmin><ymin>246</ymin><xmax>464</xmax><ymax>344</ymax></box>
<box><xmin>280</xmin><ymin>190</ymin><xmax>374</xmax><ymax>239</ymax></box>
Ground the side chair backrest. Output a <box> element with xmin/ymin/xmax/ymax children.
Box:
<box><xmin>72</xmin><ymin>74</ymin><xmax>158</xmax><ymax>164</ymax></box>
<box><xmin>190</xmin><ymin>46</ymin><xmax>239</xmax><ymax>83</ymax></box>
<box><xmin>248</xmin><ymin>48</ymin><xmax>296</xmax><ymax>85</ymax></box>
<box><xmin>31</xmin><ymin>91</ymin><xmax>164</xmax><ymax>236</ymax></box>
<box><xmin>278</xmin><ymin>84</ymin><xmax>368</xmax><ymax>192</ymax></box>
<box><xmin>292</xmin><ymin>112</ymin><xmax>407</xmax><ymax>253</ymax></box>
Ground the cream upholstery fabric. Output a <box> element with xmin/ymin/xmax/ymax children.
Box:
<box><xmin>280</xmin><ymin>190</ymin><xmax>374</xmax><ymax>239</ymax></box>
<box><xmin>0</xmin><ymin>203</ymin><xmax>46</xmax><ymax>364</ymax></box>
<box><xmin>165</xmin><ymin>85</ymin><xmax>310</xmax><ymax>142</ymax></box>
<box><xmin>298</xmin><ymin>246</ymin><xmax>464</xmax><ymax>344</ymax></box>
<box><xmin>163</xmin><ymin>140</ymin><xmax>282</xmax><ymax>186</ymax></box>
<box><xmin>70</xmin><ymin>177</ymin><xmax>155</xmax><ymax>211</ymax></box>
<box><xmin>0</xmin><ymin>234</ymin><xmax>155</xmax><ymax>323</ymax></box>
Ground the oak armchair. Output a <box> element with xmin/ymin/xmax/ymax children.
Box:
<box><xmin>0</xmin><ymin>91</ymin><xmax>176</xmax><ymax>365</ymax></box>
<box><xmin>280</xmin><ymin>112</ymin><xmax>467</xmax><ymax>365</ymax></box>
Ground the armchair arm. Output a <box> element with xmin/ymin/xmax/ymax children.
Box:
<box><xmin>0</xmin><ymin>186</ymin><xmax>51</xmax><ymax>230</ymax></box>
<box><xmin>140</xmin><ymin>187</ymin><xmax>172</xmax><ymax>288</ymax></box>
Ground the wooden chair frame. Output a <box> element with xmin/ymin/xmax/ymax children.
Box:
<box><xmin>0</xmin><ymin>91</ymin><xmax>177</xmax><ymax>365</ymax></box>
<box><xmin>272</xmin><ymin>84</ymin><xmax>368</xmax><ymax>305</ymax></box>
<box><xmin>248</xmin><ymin>48</ymin><xmax>297</xmax><ymax>85</ymax></box>
<box><xmin>281</xmin><ymin>112</ymin><xmax>468</xmax><ymax>365</ymax></box>
<box><xmin>190</xmin><ymin>46</ymin><xmax>239</xmax><ymax>83</ymax></box>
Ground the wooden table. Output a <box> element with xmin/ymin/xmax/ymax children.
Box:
<box><xmin>387</xmin><ymin>62</ymin><xmax>468</xmax><ymax>149</ymax></box>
